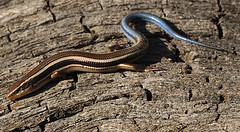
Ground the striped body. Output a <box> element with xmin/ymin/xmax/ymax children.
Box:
<box><xmin>7</xmin><ymin>13</ymin><xmax>225</xmax><ymax>100</ymax></box>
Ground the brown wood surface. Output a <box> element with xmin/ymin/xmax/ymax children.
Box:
<box><xmin>0</xmin><ymin>0</ymin><xmax>239</xmax><ymax>131</ymax></box>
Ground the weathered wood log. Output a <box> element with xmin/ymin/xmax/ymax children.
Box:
<box><xmin>0</xmin><ymin>0</ymin><xmax>239</xmax><ymax>131</ymax></box>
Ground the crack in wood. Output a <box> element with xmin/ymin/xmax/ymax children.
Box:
<box><xmin>188</xmin><ymin>89</ymin><xmax>192</xmax><ymax>102</ymax></box>
<box><xmin>98</xmin><ymin>0</ymin><xmax>103</xmax><ymax>10</ymax></box>
<box><xmin>7</xmin><ymin>104</ymin><xmax>12</xmax><ymax>112</ymax></box>
<box><xmin>161</xmin><ymin>8</ymin><xmax>166</xmax><ymax>17</ymax></box>
<box><xmin>215</xmin><ymin>113</ymin><xmax>220</xmax><ymax>121</ymax></box>
<box><xmin>82</xmin><ymin>25</ymin><xmax>92</xmax><ymax>33</ymax></box>
<box><xmin>218</xmin><ymin>84</ymin><xmax>223</xmax><ymax>90</ymax></box>
<box><xmin>214</xmin><ymin>94</ymin><xmax>225</xmax><ymax>121</ymax></box>
<box><xmin>120</xmin><ymin>72</ymin><xmax>127</xmax><ymax>77</ymax></box>
<box><xmin>211</xmin><ymin>0</ymin><xmax>226</xmax><ymax>39</ymax></box>
<box><xmin>184</xmin><ymin>64</ymin><xmax>192</xmax><ymax>74</ymax></box>
<box><xmin>219</xmin><ymin>94</ymin><xmax>224</xmax><ymax>103</ymax></box>
<box><xmin>6</xmin><ymin>28</ymin><xmax>12</xmax><ymax>42</ymax></box>
<box><xmin>38</xmin><ymin>119</ymin><xmax>48</xmax><ymax>132</ymax></box>
<box><xmin>232</xmin><ymin>47</ymin><xmax>238</xmax><ymax>55</ymax></box>
<box><xmin>215</xmin><ymin>105</ymin><xmax>221</xmax><ymax>121</ymax></box>
<box><xmin>79</xmin><ymin>15</ymin><xmax>85</xmax><ymax>24</ymax></box>
<box><xmin>45</xmin><ymin>0</ymin><xmax>56</xmax><ymax>22</ymax></box>
<box><xmin>217</xmin><ymin>0</ymin><xmax>222</xmax><ymax>12</ymax></box>
<box><xmin>144</xmin><ymin>89</ymin><xmax>152</xmax><ymax>101</ymax></box>
<box><xmin>205</xmin><ymin>76</ymin><xmax>210</xmax><ymax>83</ymax></box>
<box><xmin>79</xmin><ymin>15</ymin><xmax>92</xmax><ymax>33</ymax></box>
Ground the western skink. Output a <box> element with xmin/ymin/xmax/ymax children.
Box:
<box><xmin>7</xmin><ymin>13</ymin><xmax>226</xmax><ymax>100</ymax></box>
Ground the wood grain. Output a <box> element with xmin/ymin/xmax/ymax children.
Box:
<box><xmin>0</xmin><ymin>0</ymin><xmax>239</xmax><ymax>131</ymax></box>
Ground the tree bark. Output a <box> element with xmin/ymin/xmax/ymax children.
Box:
<box><xmin>0</xmin><ymin>0</ymin><xmax>239</xmax><ymax>131</ymax></box>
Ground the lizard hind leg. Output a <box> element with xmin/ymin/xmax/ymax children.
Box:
<box><xmin>117</xmin><ymin>63</ymin><xmax>165</xmax><ymax>72</ymax></box>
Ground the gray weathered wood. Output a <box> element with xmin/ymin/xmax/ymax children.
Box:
<box><xmin>0</xmin><ymin>0</ymin><xmax>239</xmax><ymax>131</ymax></box>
